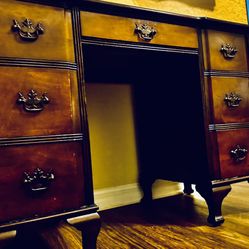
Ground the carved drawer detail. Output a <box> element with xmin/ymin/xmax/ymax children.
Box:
<box><xmin>217</xmin><ymin>130</ymin><xmax>249</xmax><ymax>179</ymax></box>
<box><xmin>0</xmin><ymin>142</ymin><xmax>84</xmax><ymax>223</ymax></box>
<box><xmin>204</xmin><ymin>30</ymin><xmax>248</xmax><ymax>71</ymax></box>
<box><xmin>0</xmin><ymin>0</ymin><xmax>74</xmax><ymax>61</ymax></box>
<box><xmin>210</xmin><ymin>77</ymin><xmax>249</xmax><ymax>124</ymax></box>
<box><xmin>80</xmin><ymin>11</ymin><xmax>198</xmax><ymax>48</ymax></box>
<box><xmin>0</xmin><ymin>67</ymin><xmax>80</xmax><ymax>138</ymax></box>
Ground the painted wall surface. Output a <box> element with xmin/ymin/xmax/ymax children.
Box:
<box><xmin>99</xmin><ymin>0</ymin><xmax>248</xmax><ymax>24</ymax></box>
<box><xmin>87</xmin><ymin>0</ymin><xmax>248</xmax><ymax>191</ymax></box>
<box><xmin>86</xmin><ymin>83</ymin><xmax>138</xmax><ymax>189</ymax></box>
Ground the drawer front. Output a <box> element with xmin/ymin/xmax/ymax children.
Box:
<box><xmin>217</xmin><ymin>129</ymin><xmax>249</xmax><ymax>179</ymax></box>
<box><xmin>0</xmin><ymin>142</ymin><xmax>84</xmax><ymax>223</ymax></box>
<box><xmin>205</xmin><ymin>30</ymin><xmax>248</xmax><ymax>71</ymax></box>
<box><xmin>211</xmin><ymin>77</ymin><xmax>249</xmax><ymax>123</ymax></box>
<box><xmin>0</xmin><ymin>0</ymin><xmax>74</xmax><ymax>62</ymax></box>
<box><xmin>0</xmin><ymin>67</ymin><xmax>80</xmax><ymax>138</ymax></box>
<box><xmin>80</xmin><ymin>11</ymin><xmax>198</xmax><ymax>48</ymax></box>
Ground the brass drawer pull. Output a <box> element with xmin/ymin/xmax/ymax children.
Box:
<box><xmin>220</xmin><ymin>44</ymin><xmax>238</xmax><ymax>59</ymax></box>
<box><xmin>230</xmin><ymin>145</ymin><xmax>248</xmax><ymax>162</ymax></box>
<box><xmin>135</xmin><ymin>23</ymin><xmax>156</xmax><ymax>42</ymax></box>
<box><xmin>12</xmin><ymin>18</ymin><xmax>44</xmax><ymax>41</ymax></box>
<box><xmin>23</xmin><ymin>168</ymin><xmax>55</xmax><ymax>192</ymax></box>
<box><xmin>224</xmin><ymin>92</ymin><xmax>241</xmax><ymax>107</ymax></box>
<box><xmin>17</xmin><ymin>89</ymin><xmax>49</xmax><ymax>112</ymax></box>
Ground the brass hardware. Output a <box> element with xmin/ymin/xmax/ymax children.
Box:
<box><xmin>17</xmin><ymin>89</ymin><xmax>49</xmax><ymax>112</ymax></box>
<box><xmin>134</xmin><ymin>23</ymin><xmax>156</xmax><ymax>42</ymax></box>
<box><xmin>220</xmin><ymin>44</ymin><xmax>238</xmax><ymax>59</ymax></box>
<box><xmin>12</xmin><ymin>18</ymin><xmax>44</xmax><ymax>41</ymax></box>
<box><xmin>23</xmin><ymin>168</ymin><xmax>55</xmax><ymax>192</ymax></box>
<box><xmin>224</xmin><ymin>92</ymin><xmax>241</xmax><ymax>107</ymax></box>
<box><xmin>230</xmin><ymin>145</ymin><xmax>248</xmax><ymax>162</ymax></box>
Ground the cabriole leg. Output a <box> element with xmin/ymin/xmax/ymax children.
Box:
<box><xmin>196</xmin><ymin>183</ymin><xmax>231</xmax><ymax>226</ymax></box>
<box><xmin>67</xmin><ymin>213</ymin><xmax>101</xmax><ymax>249</ymax></box>
<box><xmin>183</xmin><ymin>182</ymin><xmax>194</xmax><ymax>195</ymax></box>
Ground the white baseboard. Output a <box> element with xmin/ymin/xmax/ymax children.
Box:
<box><xmin>94</xmin><ymin>181</ymin><xmax>183</xmax><ymax>211</ymax></box>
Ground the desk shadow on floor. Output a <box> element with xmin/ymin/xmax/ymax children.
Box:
<box><xmin>99</xmin><ymin>193</ymin><xmax>208</xmax><ymax>227</ymax></box>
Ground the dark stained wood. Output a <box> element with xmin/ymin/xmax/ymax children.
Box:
<box><xmin>0</xmin><ymin>67</ymin><xmax>81</xmax><ymax>138</ymax></box>
<box><xmin>208</xmin><ymin>131</ymin><xmax>221</xmax><ymax>179</ymax></box>
<box><xmin>204</xmin><ymin>30</ymin><xmax>248</xmax><ymax>71</ymax></box>
<box><xmin>0</xmin><ymin>142</ymin><xmax>85</xmax><ymax>223</ymax></box>
<box><xmin>217</xmin><ymin>129</ymin><xmax>249</xmax><ymax>179</ymax></box>
<box><xmin>196</xmin><ymin>183</ymin><xmax>231</xmax><ymax>226</ymax></box>
<box><xmin>80</xmin><ymin>11</ymin><xmax>198</xmax><ymax>48</ymax></box>
<box><xmin>210</xmin><ymin>77</ymin><xmax>249</xmax><ymax>124</ymax></box>
<box><xmin>67</xmin><ymin>213</ymin><xmax>101</xmax><ymax>249</ymax></box>
<box><xmin>72</xmin><ymin>8</ymin><xmax>95</xmax><ymax>206</ymax></box>
<box><xmin>0</xmin><ymin>0</ymin><xmax>75</xmax><ymax>62</ymax></box>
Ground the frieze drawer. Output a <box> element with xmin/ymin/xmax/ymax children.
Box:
<box><xmin>0</xmin><ymin>142</ymin><xmax>85</xmax><ymax>223</ymax></box>
<box><xmin>80</xmin><ymin>11</ymin><xmax>198</xmax><ymax>48</ymax></box>
<box><xmin>0</xmin><ymin>67</ymin><xmax>80</xmax><ymax>138</ymax></box>
<box><xmin>210</xmin><ymin>76</ymin><xmax>249</xmax><ymax>124</ymax></box>
<box><xmin>0</xmin><ymin>0</ymin><xmax>74</xmax><ymax>62</ymax></box>
<box><xmin>217</xmin><ymin>129</ymin><xmax>249</xmax><ymax>179</ymax></box>
<box><xmin>204</xmin><ymin>30</ymin><xmax>248</xmax><ymax>71</ymax></box>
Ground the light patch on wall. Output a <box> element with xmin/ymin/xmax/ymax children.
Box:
<box><xmin>99</xmin><ymin>0</ymin><xmax>247</xmax><ymax>24</ymax></box>
<box><xmin>135</xmin><ymin>0</ymin><xmax>216</xmax><ymax>10</ymax></box>
<box><xmin>247</xmin><ymin>0</ymin><xmax>249</xmax><ymax>22</ymax></box>
<box><xmin>86</xmin><ymin>83</ymin><xmax>138</xmax><ymax>190</ymax></box>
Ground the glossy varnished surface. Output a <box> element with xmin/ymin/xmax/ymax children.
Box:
<box><xmin>0</xmin><ymin>67</ymin><xmax>80</xmax><ymax>138</ymax></box>
<box><xmin>204</xmin><ymin>30</ymin><xmax>248</xmax><ymax>71</ymax></box>
<box><xmin>217</xmin><ymin>129</ymin><xmax>249</xmax><ymax>179</ymax></box>
<box><xmin>210</xmin><ymin>76</ymin><xmax>249</xmax><ymax>124</ymax></box>
<box><xmin>0</xmin><ymin>142</ymin><xmax>85</xmax><ymax>223</ymax></box>
<box><xmin>0</xmin><ymin>0</ymin><xmax>74</xmax><ymax>62</ymax></box>
<box><xmin>80</xmin><ymin>11</ymin><xmax>198</xmax><ymax>48</ymax></box>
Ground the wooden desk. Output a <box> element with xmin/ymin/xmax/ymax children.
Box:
<box><xmin>0</xmin><ymin>0</ymin><xmax>249</xmax><ymax>248</ymax></box>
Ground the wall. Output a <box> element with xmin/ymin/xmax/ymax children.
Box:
<box><xmin>86</xmin><ymin>0</ymin><xmax>248</xmax><ymax>209</ymax></box>
<box><xmin>86</xmin><ymin>83</ymin><xmax>138</xmax><ymax>190</ymax></box>
<box><xmin>99</xmin><ymin>0</ymin><xmax>248</xmax><ymax>24</ymax></box>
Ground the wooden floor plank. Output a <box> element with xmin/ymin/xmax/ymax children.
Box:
<box><xmin>2</xmin><ymin>182</ymin><xmax>249</xmax><ymax>248</ymax></box>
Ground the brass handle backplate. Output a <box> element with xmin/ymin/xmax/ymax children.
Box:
<box><xmin>224</xmin><ymin>92</ymin><xmax>242</xmax><ymax>107</ymax></box>
<box><xmin>230</xmin><ymin>145</ymin><xmax>248</xmax><ymax>162</ymax></box>
<box><xmin>23</xmin><ymin>168</ymin><xmax>55</xmax><ymax>192</ymax></box>
<box><xmin>12</xmin><ymin>18</ymin><xmax>44</xmax><ymax>41</ymax></box>
<box><xmin>17</xmin><ymin>89</ymin><xmax>49</xmax><ymax>112</ymax></box>
<box><xmin>220</xmin><ymin>44</ymin><xmax>238</xmax><ymax>59</ymax></box>
<box><xmin>134</xmin><ymin>23</ymin><xmax>156</xmax><ymax>42</ymax></box>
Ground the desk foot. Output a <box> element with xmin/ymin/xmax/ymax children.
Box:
<box><xmin>196</xmin><ymin>183</ymin><xmax>231</xmax><ymax>226</ymax></box>
<box><xmin>183</xmin><ymin>182</ymin><xmax>194</xmax><ymax>195</ymax></box>
<box><xmin>67</xmin><ymin>212</ymin><xmax>100</xmax><ymax>249</ymax></box>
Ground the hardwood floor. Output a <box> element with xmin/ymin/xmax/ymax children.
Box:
<box><xmin>95</xmin><ymin>182</ymin><xmax>249</xmax><ymax>249</ymax></box>
<box><xmin>2</xmin><ymin>182</ymin><xmax>249</xmax><ymax>249</ymax></box>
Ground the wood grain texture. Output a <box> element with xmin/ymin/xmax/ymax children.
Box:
<box><xmin>0</xmin><ymin>67</ymin><xmax>80</xmax><ymax>138</ymax></box>
<box><xmin>4</xmin><ymin>182</ymin><xmax>249</xmax><ymax>249</ymax></box>
<box><xmin>210</xmin><ymin>76</ymin><xmax>249</xmax><ymax>124</ymax></box>
<box><xmin>80</xmin><ymin>11</ymin><xmax>198</xmax><ymax>48</ymax></box>
<box><xmin>217</xmin><ymin>129</ymin><xmax>249</xmax><ymax>179</ymax></box>
<box><xmin>0</xmin><ymin>0</ymin><xmax>74</xmax><ymax>62</ymax></box>
<box><xmin>0</xmin><ymin>142</ymin><xmax>85</xmax><ymax>223</ymax></box>
<box><xmin>204</xmin><ymin>30</ymin><xmax>248</xmax><ymax>71</ymax></box>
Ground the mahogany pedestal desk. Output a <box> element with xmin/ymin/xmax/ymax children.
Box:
<box><xmin>0</xmin><ymin>1</ymin><xmax>249</xmax><ymax>248</ymax></box>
